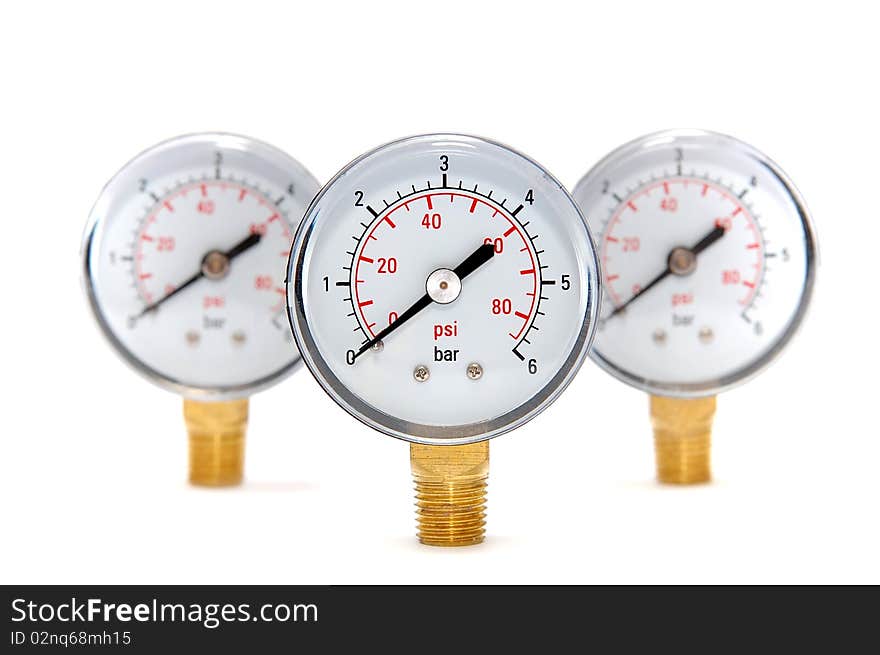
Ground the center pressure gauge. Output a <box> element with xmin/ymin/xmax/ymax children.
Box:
<box><xmin>82</xmin><ymin>133</ymin><xmax>319</xmax><ymax>486</ymax></box>
<box><xmin>573</xmin><ymin>130</ymin><xmax>817</xmax><ymax>483</ymax></box>
<box><xmin>288</xmin><ymin>134</ymin><xmax>600</xmax><ymax>545</ymax></box>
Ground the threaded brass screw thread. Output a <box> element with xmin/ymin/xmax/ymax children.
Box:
<box><xmin>183</xmin><ymin>398</ymin><xmax>249</xmax><ymax>487</ymax></box>
<box><xmin>650</xmin><ymin>395</ymin><xmax>716</xmax><ymax>484</ymax></box>
<box><xmin>410</xmin><ymin>441</ymin><xmax>489</xmax><ymax>547</ymax></box>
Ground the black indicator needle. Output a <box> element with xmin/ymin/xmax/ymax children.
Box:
<box><xmin>138</xmin><ymin>269</ymin><xmax>203</xmax><ymax>317</ymax></box>
<box><xmin>453</xmin><ymin>242</ymin><xmax>496</xmax><ymax>279</ymax></box>
<box><xmin>137</xmin><ymin>232</ymin><xmax>262</xmax><ymax>317</ymax></box>
<box><xmin>354</xmin><ymin>242</ymin><xmax>495</xmax><ymax>359</ymax></box>
<box><xmin>689</xmin><ymin>224</ymin><xmax>726</xmax><ymax>255</ymax></box>
<box><xmin>608</xmin><ymin>225</ymin><xmax>725</xmax><ymax>318</ymax></box>
<box><xmin>608</xmin><ymin>266</ymin><xmax>669</xmax><ymax>318</ymax></box>
<box><xmin>224</xmin><ymin>232</ymin><xmax>262</xmax><ymax>259</ymax></box>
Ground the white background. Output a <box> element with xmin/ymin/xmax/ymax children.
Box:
<box><xmin>1</xmin><ymin>1</ymin><xmax>876</xmax><ymax>584</ymax></box>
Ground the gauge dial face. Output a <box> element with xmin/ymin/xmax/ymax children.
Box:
<box><xmin>289</xmin><ymin>134</ymin><xmax>600</xmax><ymax>444</ymax></box>
<box><xmin>83</xmin><ymin>133</ymin><xmax>320</xmax><ymax>399</ymax></box>
<box><xmin>572</xmin><ymin>130</ymin><xmax>817</xmax><ymax>396</ymax></box>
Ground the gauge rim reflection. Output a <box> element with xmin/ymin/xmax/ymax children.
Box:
<box><xmin>288</xmin><ymin>133</ymin><xmax>601</xmax><ymax>445</ymax></box>
<box><xmin>573</xmin><ymin>129</ymin><xmax>818</xmax><ymax>398</ymax></box>
<box><xmin>81</xmin><ymin>132</ymin><xmax>319</xmax><ymax>401</ymax></box>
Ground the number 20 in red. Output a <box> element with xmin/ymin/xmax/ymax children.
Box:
<box><xmin>377</xmin><ymin>257</ymin><xmax>397</xmax><ymax>274</ymax></box>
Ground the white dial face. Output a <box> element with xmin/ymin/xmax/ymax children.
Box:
<box><xmin>83</xmin><ymin>133</ymin><xmax>320</xmax><ymax>398</ymax></box>
<box><xmin>573</xmin><ymin>130</ymin><xmax>817</xmax><ymax>396</ymax></box>
<box><xmin>289</xmin><ymin>135</ymin><xmax>600</xmax><ymax>444</ymax></box>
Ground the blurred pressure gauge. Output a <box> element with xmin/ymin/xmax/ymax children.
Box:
<box><xmin>573</xmin><ymin>130</ymin><xmax>817</xmax><ymax>483</ymax></box>
<box><xmin>82</xmin><ymin>133</ymin><xmax>320</xmax><ymax>485</ymax></box>
<box><xmin>289</xmin><ymin>134</ymin><xmax>600</xmax><ymax>545</ymax></box>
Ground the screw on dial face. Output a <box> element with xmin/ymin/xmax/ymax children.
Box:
<box><xmin>82</xmin><ymin>133</ymin><xmax>320</xmax><ymax>399</ymax></box>
<box><xmin>572</xmin><ymin>130</ymin><xmax>818</xmax><ymax>396</ymax></box>
<box><xmin>288</xmin><ymin>134</ymin><xmax>601</xmax><ymax>444</ymax></box>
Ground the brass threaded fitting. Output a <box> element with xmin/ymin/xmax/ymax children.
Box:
<box><xmin>183</xmin><ymin>398</ymin><xmax>249</xmax><ymax>487</ymax></box>
<box><xmin>410</xmin><ymin>441</ymin><xmax>489</xmax><ymax>547</ymax></box>
<box><xmin>650</xmin><ymin>395</ymin><xmax>716</xmax><ymax>485</ymax></box>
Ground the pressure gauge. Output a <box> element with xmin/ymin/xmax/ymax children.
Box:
<box><xmin>82</xmin><ymin>133</ymin><xmax>320</xmax><ymax>485</ymax></box>
<box><xmin>288</xmin><ymin>134</ymin><xmax>600</xmax><ymax>545</ymax></box>
<box><xmin>572</xmin><ymin>129</ymin><xmax>817</xmax><ymax>482</ymax></box>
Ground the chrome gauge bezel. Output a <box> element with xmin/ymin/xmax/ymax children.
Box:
<box><xmin>573</xmin><ymin>129</ymin><xmax>818</xmax><ymax>398</ymax></box>
<box><xmin>288</xmin><ymin>133</ymin><xmax>601</xmax><ymax>444</ymax></box>
<box><xmin>82</xmin><ymin>132</ymin><xmax>319</xmax><ymax>400</ymax></box>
